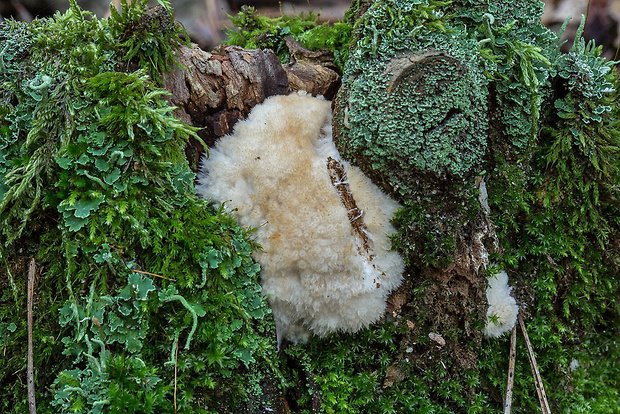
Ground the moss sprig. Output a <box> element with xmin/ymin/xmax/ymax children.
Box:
<box><xmin>225</xmin><ymin>5</ymin><xmax>352</xmax><ymax>71</ymax></box>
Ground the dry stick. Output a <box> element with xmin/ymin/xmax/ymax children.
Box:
<box><xmin>130</xmin><ymin>268</ymin><xmax>176</xmax><ymax>281</ymax></box>
<box><xmin>326</xmin><ymin>157</ymin><xmax>373</xmax><ymax>256</ymax></box>
<box><xmin>27</xmin><ymin>258</ymin><xmax>37</xmax><ymax>414</ymax></box>
<box><xmin>518</xmin><ymin>314</ymin><xmax>552</xmax><ymax>414</ymax></box>
<box><xmin>503</xmin><ymin>323</ymin><xmax>518</xmax><ymax>414</ymax></box>
<box><xmin>174</xmin><ymin>339</ymin><xmax>179</xmax><ymax>414</ymax></box>
<box><xmin>108</xmin><ymin>244</ymin><xmax>177</xmax><ymax>282</ymax></box>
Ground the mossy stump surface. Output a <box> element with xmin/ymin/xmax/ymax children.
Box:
<box><xmin>333</xmin><ymin>50</ymin><xmax>488</xmax><ymax>193</ymax></box>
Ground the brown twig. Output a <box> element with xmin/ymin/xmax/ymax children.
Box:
<box><xmin>503</xmin><ymin>323</ymin><xmax>517</xmax><ymax>414</ymax></box>
<box><xmin>27</xmin><ymin>258</ymin><xmax>37</xmax><ymax>414</ymax></box>
<box><xmin>130</xmin><ymin>268</ymin><xmax>176</xmax><ymax>281</ymax></box>
<box><xmin>326</xmin><ymin>157</ymin><xmax>374</xmax><ymax>257</ymax></box>
<box><xmin>518</xmin><ymin>314</ymin><xmax>551</xmax><ymax>414</ymax></box>
<box><xmin>107</xmin><ymin>244</ymin><xmax>176</xmax><ymax>281</ymax></box>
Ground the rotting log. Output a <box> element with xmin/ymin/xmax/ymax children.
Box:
<box><xmin>163</xmin><ymin>44</ymin><xmax>288</xmax><ymax>168</ymax></box>
<box><xmin>163</xmin><ymin>41</ymin><xmax>340</xmax><ymax>169</ymax></box>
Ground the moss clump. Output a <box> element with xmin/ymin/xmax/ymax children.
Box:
<box><xmin>391</xmin><ymin>191</ymin><xmax>480</xmax><ymax>268</ymax></box>
<box><xmin>281</xmin><ymin>318</ymin><xmax>495</xmax><ymax>414</ymax></box>
<box><xmin>0</xmin><ymin>1</ymin><xmax>278</xmax><ymax>412</ymax></box>
<box><xmin>109</xmin><ymin>0</ymin><xmax>189</xmax><ymax>82</ymax></box>
<box><xmin>224</xmin><ymin>5</ymin><xmax>353</xmax><ymax>71</ymax></box>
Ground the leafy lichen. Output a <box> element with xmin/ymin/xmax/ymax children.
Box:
<box><xmin>334</xmin><ymin>0</ymin><xmax>489</xmax><ymax>184</ymax></box>
<box><xmin>330</xmin><ymin>0</ymin><xmax>492</xmax><ymax>267</ymax></box>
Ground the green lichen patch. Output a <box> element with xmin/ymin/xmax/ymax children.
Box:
<box><xmin>332</xmin><ymin>0</ymin><xmax>492</xmax><ymax>267</ymax></box>
<box><xmin>325</xmin><ymin>1</ymin><xmax>619</xmax><ymax>412</ymax></box>
<box><xmin>334</xmin><ymin>0</ymin><xmax>489</xmax><ymax>186</ymax></box>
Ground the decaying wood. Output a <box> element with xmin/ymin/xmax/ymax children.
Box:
<box><xmin>503</xmin><ymin>323</ymin><xmax>517</xmax><ymax>414</ymax></box>
<box><xmin>283</xmin><ymin>37</ymin><xmax>340</xmax><ymax>99</ymax></box>
<box><xmin>284</xmin><ymin>36</ymin><xmax>338</xmax><ymax>70</ymax></box>
<box><xmin>284</xmin><ymin>60</ymin><xmax>340</xmax><ymax>98</ymax></box>
<box><xmin>384</xmin><ymin>51</ymin><xmax>462</xmax><ymax>94</ymax></box>
<box><xmin>518</xmin><ymin>314</ymin><xmax>552</xmax><ymax>414</ymax></box>
<box><xmin>27</xmin><ymin>258</ymin><xmax>36</xmax><ymax>414</ymax></box>
<box><xmin>164</xmin><ymin>39</ymin><xmax>340</xmax><ymax>168</ymax></box>
<box><xmin>164</xmin><ymin>44</ymin><xmax>288</xmax><ymax>166</ymax></box>
<box><xmin>407</xmin><ymin>181</ymin><xmax>496</xmax><ymax>371</ymax></box>
<box><xmin>386</xmin><ymin>279</ymin><xmax>411</xmax><ymax>317</ymax></box>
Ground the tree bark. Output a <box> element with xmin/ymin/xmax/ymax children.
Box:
<box><xmin>163</xmin><ymin>40</ymin><xmax>339</xmax><ymax>169</ymax></box>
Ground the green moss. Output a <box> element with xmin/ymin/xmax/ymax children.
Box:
<box><xmin>391</xmin><ymin>192</ymin><xmax>479</xmax><ymax>267</ymax></box>
<box><xmin>225</xmin><ymin>6</ymin><xmax>352</xmax><ymax>71</ymax></box>
<box><xmin>109</xmin><ymin>0</ymin><xmax>189</xmax><ymax>82</ymax></box>
<box><xmin>282</xmin><ymin>319</ymin><xmax>495</xmax><ymax>413</ymax></box>
<box><xmin>481</xmin><ymin>17</ymin><xmax>620</xmax><ymax>412</ymax></box>
<box><xmin>0</xmin><ymin>1</ymin><xmax>279</xmax><ymax>411</ymax></box>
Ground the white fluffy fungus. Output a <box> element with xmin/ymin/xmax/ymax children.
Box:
<box><xmin>197</xmin><ymin>92</ymin><xmax>404</xmax><ymax>344</ymax></box>
<box><xmin>483</xmin><ymin>270</ymin><xmax>519</xmax><ymax>338</ymax></box>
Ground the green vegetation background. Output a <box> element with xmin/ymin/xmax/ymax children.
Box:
<box><xmin>0</xmin><ymin>0</ymin><xmax>618</xmax><ymax>413</ymax></box>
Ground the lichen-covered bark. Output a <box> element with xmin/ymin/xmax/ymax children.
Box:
<box><xmin>331</xmin><ymin>1</ymin><xmax>495</xmax><ymax>373</ymax></box>
<box><xmin>334</xmin><ymin>49</ymin><xmax>488</xmax><ymax>185</ymax></box>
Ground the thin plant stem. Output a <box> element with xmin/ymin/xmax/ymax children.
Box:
<box><xmin>27</xmin><ymin>259</ymin><xmax>37</xmax><ymax>414</ymax></box>
<box><xmin>518</xmin><ymin>314</ymin><xmax>551</xmax><ymax>414</ymax></box>
<box><xmin>174</xmin><ymin>338</ymin><xmax>179</xmax><ymax>414</ymax></box>
<box><xmin>503</xmin><ymin>323</ymin><xmax>517</xmax><ymax>414</ymax></box>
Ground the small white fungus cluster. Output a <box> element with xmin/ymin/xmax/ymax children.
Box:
<box><xmin>484</xmin><ymin>270</ymin><xmax>519</xmax><ymax>338</ymax></box>
<box><xmin>197</xmin><ymin>92</ymin><xmax>404</xmax><ymax>344</ymax></box>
